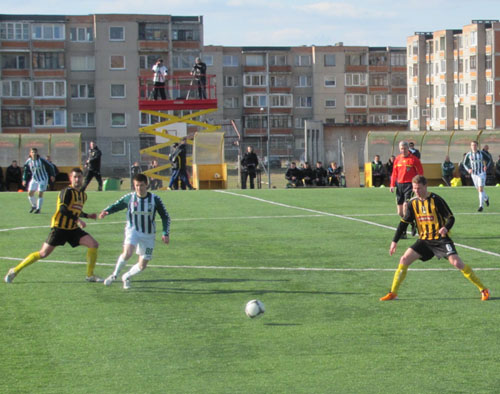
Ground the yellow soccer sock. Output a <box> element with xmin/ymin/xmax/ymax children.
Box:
<box><xmin>14</xmin><ymin>252</ymin><xmax>41</xmax><ymax>274</ymax></box>
<box><xmin>86</xmin><ymin>247</ymin><xmax>98</xmax><ymax>277</ymax></box>
<box><xmin>461</xmin><ymin>264</ymin><xmax>486</xmax><ymax>291</ymax></box>
<box><xmin>390</xmin><ymin>264</ymin><xmax>409</xmax><ymax>294</ymax></box>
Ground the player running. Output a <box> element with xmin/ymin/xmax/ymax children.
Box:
<box><xmin>463</xmin><ymin>140</ymin><xmax>491</xmax><ymax>212</ymax></box>
<box><xmin>99</xmin><ymin>173</ymin><xmax>170</xmax><ymax>289</ymax></box>
<box><xmin>23</xmin><ymin>147</ymin><xmax>55</xmax><ymax>214</ymax></box>
<box><xmin>380</xmin><ymin>175</ymin><xmax>490</xmax><ymax>301</ymax></box>
<box><xmin>5</xmin><ymin>168</ymin><xmax>102</xmax><ymax>283</ymax></box>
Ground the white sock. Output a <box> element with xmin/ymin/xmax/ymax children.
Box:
<box><xmin>112</xmin><ymin>255</ymin><xmax>127</xmax><ymax>277</ymax></box>
<box><xmin>479</xmin><ymin>192</ymin><xmax>484</xmax><ymax>207</ymax></box>
<box><xmin>29</xmin><ymin>195</ymin><xmax>36</xmax><ymax>208</ymax></box>
<box><xmin>122</xmin><ymin>263</ymin><xmax>142</xmax><ymax>280</ymax></box>
<box><xmin>37</xmin><ymin>197</ymin><xmax>43</xmax><ymax>210</ymax></box>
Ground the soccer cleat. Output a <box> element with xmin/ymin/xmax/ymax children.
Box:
<box><xmin>122</xmin><ymin>276</ymin><xmax>131</xmax><ymax>290</ymax></box>
<box><xmin>478</xmin><ymin>206</ymin><xmax>483</xmax><ymax>212</ymax></box>
<box><xmin>103</xmin><ymin>274</ymin><xmax>116</xmax><ymax>286</ymax></box>
<box><xmin>4</xmin><ymin>268</ymin><xmax>16</xmax><ymax>283</ymax></box>
<box><xmin>34</xmin><ymin>209</ymin><xmax>40</xmax><ymax>214</ymax></box>
<box><xmin>29</xmin><ymin>206</ymin><xmax>36</xmax><ymax>213</ymax></box>
<box><xmin>485</xmin><ymin>198</ymin><xmax>490</xmax><ymax>207</ymax></box>
<box><xmin>481</xmin><ymin>289</ymin><xmax>490</xmax><ymax>301</ymax></box>
<box><xmin>380</xmin><ymin>292</ymin><xmax>398</xmax><ymax>301</ymax></box>
<box><xmin>85</xmin><ymin>275</ymin><xmax>103</xmax><ymax>283</ymax></box>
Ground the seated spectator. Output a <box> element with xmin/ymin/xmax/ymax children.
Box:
<box><xmin>409</xmin><ymin>142</ymin><xmax>420</xmax><ymax>158</ymax></box>
<box><xmin>495</xmin><ymin>155</ymin><xmax>500</xmax><ymax>185</ymax></box>
<box><xmin>148</xmin><ymin>159</ymin><xmax>163</xmax><ymax>190</ymax></box>
<box><xmin>6</xmin><ymin>160</ymin><xmax>23</xmax><ymax>191</ymax></box>
<box><xmin>313</xmin><ymin>161</ymin><xmax>327</xmax><ymax>186</ymax></box>
<box><xmin>285</xmin><ymin>162</ymin><xmax>303</xmax><ymax>187</ymax></box>
<box><xmin>459</xmin><ymin>153</ymin><xmax>472</xmax><ymax>186</ymax></box>
<box><xmin>371</xmin><ymin>154</ymin><xmax>385</xmax><ymax>187</ymax></box>
<box><xmin>441</xmin><ymin>155</ymin><xmax>455</xmax><ymax>186</ymax></box>
<box><xmin>301</xmin><ymin>162</ymin><xmax>314</xmax><ymax>187</ymax></box>
<box><xmin>385</xmin><ymin>155</ymin><xmax>395</xmax><ymax>186</ymax></box>
<box><xmin>0</xmin><ymin>166</ymin><xmax>4</xmax><ymax>191</ymax></box>
<box><xmin>327</xmin><ymin>161</ymin><xmax>342</xmax><ymax>186</ymax></box>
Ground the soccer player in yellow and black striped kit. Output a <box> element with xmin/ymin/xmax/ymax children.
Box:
<box><xmin>4</xmin><ymin>168</ymin><xmax>102</xmax><ymax>283</ymax></box>
<box><xmin>380</xmin><ymin>175</ymin><xmax>490</xmax><ymax>301</ymax></box>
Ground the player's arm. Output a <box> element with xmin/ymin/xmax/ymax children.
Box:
<box><xmin>392</xmin><ymin>205</ymin><xmax>414</xmax><ymax>243</ymax></box>
<box><xmin>99</xmin><ymin>194</ymin><xmax>130</xmax><ymax>218</ymax></box>
<box><xmin>462</xmin><ymin>153</ymin><xmax>471</xmax><ymax>172</ymax></box>
<box><xmin>22</xmin><ymin>162</ymin><xmax>31</xmax><ymax>183</ymax></box>
<box><xmin>155</xmin><ymin>195</ymin><xmax>171</xmax><ymax>243</ymax></box>
<box><xmin>435</xmin><ymin>195</ymin><xmax>455</xmax><ymax>236</ymax></box>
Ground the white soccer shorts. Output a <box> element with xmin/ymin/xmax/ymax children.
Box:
<box><xmin>124</xmin><ymin>228</ymin><xmax>155</xmax><ymax>260</ymax></box>
<box><xmin>471</xmin><ymin>173</ymin><xmax>486</xmax><ymax>188</ymax></box>
<box><xmin>27</xmin><ymin>179</ymin><xmax>48</xmax><ymax>192</ymax></box>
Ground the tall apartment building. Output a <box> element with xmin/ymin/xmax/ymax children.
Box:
<box><xmin>407</xmin><ymin>20</ymin><xmax>500</xmax><ymax>131</ymax></box>
<box><xmin>0</xmin><ymin>14</ymin><xmax>204</xmax><ymax>174</ymax></box>
<box><xmin>203</xmin><ymin>44</ymin><xmax>407</xmax><ymax>160</ymax></box>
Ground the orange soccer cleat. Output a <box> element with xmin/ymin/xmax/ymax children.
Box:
<box><xmin>481</xmin><ymin>289</ymin><xmax>490</xmax><ymax>301</ymax></box>
<box><xmin>380</xmin><ymin>292</ymin><xmax>398</xmax><ymax>301</ymax></box>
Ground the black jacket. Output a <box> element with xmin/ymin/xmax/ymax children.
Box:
<box><xmin>87</xmin><ymin>146</ymin><xmax>102</xmax><ymax>172</ymax></box>
<box><xmin>241</xmin><ymin>152</ymin><xmax>259</xmax><ymax>172</ymax></box>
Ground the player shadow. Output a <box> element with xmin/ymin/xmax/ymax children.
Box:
<box><xmin>264</xmin><ymin>323</ymin><xmax>301</xmax><ymax>326</ymax></box>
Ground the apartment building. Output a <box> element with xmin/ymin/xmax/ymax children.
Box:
<box><xmin>407</xmin><ymin>20</ymin><xmax>500</xmax><ymax>131</ymax></box>
<box><xmin>0</xmin><ymin>14</ymin><xmax>204</xmax><ymax>174</ymax></box>
<box><xmin>204</xmin><ymin>44</ymin><xmax>407</xmax><ymax>160</ymax></box>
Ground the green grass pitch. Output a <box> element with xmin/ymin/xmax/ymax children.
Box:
<box><xmin>1</xmin><ymin>186</ymin><xmax>500</xmax><ymax>393</ymax></box>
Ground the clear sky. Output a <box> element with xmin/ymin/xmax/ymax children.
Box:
<box><xmin>2</xmin><ymin>0</ymin><xmax>498</xmax><ymax>47</ymax></box>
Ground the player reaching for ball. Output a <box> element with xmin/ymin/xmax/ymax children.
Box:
<box><xmin>380</xmin><ymin>175</ymin><xmax>490</xmax><ymax>301</ymax></box>
<box><xmin>100</xmin><ymin>173</ymin><xmax>170</xmax><ymax>289</ymax></box>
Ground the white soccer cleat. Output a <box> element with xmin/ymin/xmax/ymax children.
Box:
<box><xmin>103</xmin><ymin>275</ymin><xmax>116</xmax><ymax>286</ymax></box>
<box><xmin>85</xmin><ymin>275</ymin><xmax>104</xmax><ymax>283</ymax></box>
<box><xmin>4</xmin><ymin>268</ymin><xmax>16</xmax><ymax>284</ymax></box>
<box><xmin>122</xmin><ymin>276</ymin><xmax>131</xmax><ymax>290</ymax></box>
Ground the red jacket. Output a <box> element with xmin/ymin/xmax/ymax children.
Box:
<box><xmin>390</xmin><ymin>153</ymin><xmax>423</xmax><ymax>187</ymax></box>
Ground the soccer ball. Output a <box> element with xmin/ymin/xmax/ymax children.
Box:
<box><xmin>245</xmin><ymin>299</ymin><xmax>265</xmax><ymax>318</ymax></box>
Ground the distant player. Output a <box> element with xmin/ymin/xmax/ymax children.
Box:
<box><xmin>463</xmin><ymin>140</ymin><xmax>491</xmax><ymax>212</ymax></box>
<box><xmin>5</xmin><ymin>168</ymin><xmax>102</xmax><ymax>283</ymax></box>
<box><xmin>380</xmin><ymin>175</ymin><xmax>490</xmax><ymax>301</ymax></box>
<box><xmin>23</xmin><ymin>148</ymin><xmax>55</xmax><ymax>213</ymax></box>
<box><xmin>99</xmin><ymin>173</ymin><xmax>170</xmax><ymax>289</ymax></box>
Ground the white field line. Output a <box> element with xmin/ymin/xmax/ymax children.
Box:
<box><xmin>215</xmin><ymin>190</ymin><xmax>500</xmax><ymax>259</ymax></box>
<box><xmin>0</xmin><ymin>256</ymin><xmax>499</xmax><ymax>272</ymax></box>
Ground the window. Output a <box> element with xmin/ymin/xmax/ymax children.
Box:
<box><xmin>439</xmin><ymin>36</ymin><xmax>445</xmax><ymax>51</ymax></box>
<box><xmin>71</xmin><ymin>112</ymin><xmax>95</xmax><ymax>127</ymax></box>
<box><xmin>391</xmin><ymin>74</ymin><xmax>406</xmax><ymax>86</ymax></box>
<box><xmin>485</xmin><ymin>54</ymin><xmax>492</xmax><ymax>70</ymax></box>
<box><xmin>270</xmin><ymin>75</ymin><xmax>289</xmax><ymax>87</ymax></box>
<box><xmin>470</xmin><ymin>56</ymin><xmax>476</xmax><ymax>71</ymax></box>
<box><xmin>369</xmin><ymin>53</ymin><xmax>387</xmax><ymax>66</ymax></box>
<box><xmin>246</xmin><ymin>55</ymin><xmax>264</xmax><ymax>66</ymax></box>
<box><xmin>34</xmin><ymin>81</ymin><xmax>65</xmax><ymax>98</ymax></box>
<box><xmin>140</xmin><ymin>55</ymin><xmax>159</xmax><ymax>70</ymax></box>
<box><xmin>471</xmin><ymin>105</ymin><xmax>477</xmax><ymax>119</ymax></box>
<box><xmin>269</xmin><ymin>55</ymin><xmax>287</xmax><ymax>65</ymax></box>
<box><xmin>244</xmin><ymin>115</ymin><xmax>267</xmax><ymax>129</ymax></box>
<box><xmin>223</xmin><ymin>55</ymin><xmax>239</xmax><ymax>67</ymax></box>
<box><xmin>297</xmin><ymin>75</ymin><xmax>312</xmax><ymax>87</ymax></box>
<box><xmin>486</xmin><ymin>79</ymin><xmax>493</xmax><ymax>94</ymax></box>
<box><xmin>111</xmin><ymin>84</ymin><xmax>126</xmax><ymax>98</ymax></box>
<box><xmin>345</xmin><ymin>94</ymin><xmax>367</xmax><ymax>107</ymax></box>
<box><xmin>269</xmin><ymin>115</ymin><xmax>292</xmax><ymax>128</ymax></box>
<box><xmin>270</xmin><ymin>94</ymin><xmax>292</xmax><ymax>108</ymax></box>
<box><xmin>295</xmin><ymin>55</ymin><xmax>312</xmax><ymax>66</ymax></box>
<box><xmin>296</xmin><ymin>96</ymin><xmax>312</xmax><ymax>107</ymax></box>
<box><xmin>0</xmin><ymin>22</ymin><xmax>29</xmax><ymax>40</ymax></box>
<box><xmin>346</xmin><ymin>53</ymin><xmax>367</xmax><ymax>65</ymax></box>
<box><xmin>2</xmin><ymin>109</ymin><xmax>31</xmax><ymax>127</ymax></box>
<box><xmin>34</xmin><ymin>109</ymin><xmax>66</xmax><ymax>126</ymax></box>
<box><xmin>203</xmin><ymin>55</ymin><xmax>213</xmax><ymax>66</ymax></box>
<box><xmin>172</xmin><ymin>29</ymin><xmax>199</xmax><ymax>41</ymax></box>
<box><xmin>109</xmin><ymin>26</ymin><xmax>124</xmax><ymax>41</ymax></box>
<box><xmin>138</xmin><ymin>23</ymin><xmax>168</xmax><ymax>41</ymax></box>
<box><xmin>244</xmin><ymin>94</ymin><xmax>267</xmax><ymax>108</ymax></box>
<box><xmin>325</xmin><ymin>118</ymin><xmax>336</xmax><ymax>124</ymax></box>
<box><xmin>110</xmin><ymin>55</ymin><xmax>125</xmax><ymax>70</ymax></box>
<box><xmin>140</xmin><ymin>112</ymin><xmax>161</xmax><ymax>126</ymax></box>
<box><xmin>32</xmin><ymin>24</ymin><xmax>65</xmax><ymax>40</ymax></box>
<box><xmin>390</xmin><ymin>53</ymin><xmax>406</xmax><ymax>66</ymax></box>
<box><xmin>391</xmin><ymin>94</ymin><xmax>406</xmax><ymax>107</ymax></box>
<box><xmin>223</xmin><ymin>97</ymin><xmax>239</xmax><ymax>109</ymax></box>
<box><xmin>71</xmin><ymin>84</ymin><xmax>94</xmax><ymax>99</ymax></box>
<box><xmin>223</xmin><ymin>75</ymin><xmax>238</xmax><ymax>87</ymax></box>
<box><xmin>70</xmin><ymin>56</ymin><xmax>95</xmax><ymax>71</ymax></box>
<box><xmin>172</xmin><ymin>53</ymin><xmax>197</xmax><ymax>69</ymax></box>
<box><xmin>440</xmin><ymin>106</ymin><xmax>447</xmax><ymax>119</ymax></box>
<box><xmin>345</xmin><ymin>73</ymin><xmax>367</xmax><ymax>86</ymax></box>
<box><xmin>440</xmin><ymin>83</ymin><xmax>446</xmax><ymax>96</ymax></box>
<box><xmin>369</xmin><ymin>114</ymin><xmax>388</xmax><ymax>124</ymax></box>
<box><xmin>2</xmin><ymin>54</ymin><xmax>27</xmax><ymax>69</ymax></box>
<box><xmin>372</xmin><ymin>94</ymin><xmax>388</xmax><ymax>106</ymax></box>
<box><xmin>244</xmin><ymin>74</ymin><xmax>267</xmax><ymax>87</ymax></box>
<box><xmin>32</xmin><ymin>52</ymin><xmax>65</xmax><ymax>69</ymax></box>
<box><xmin>345</xmin><ymin>114</ymin><xmax>367</xmax><ymax>124</ymax></box>
<box><xmin>111</xmin><ymin>113</ymin><xmax>126</xmax><ymax>127</ymax></box>
<box><xmin>295</xmin><ymin>117</ymin><xmax>311</xmax><ymax>128</ymax></box>
<box><xmin>324</xmin><ymin>77</ymin><xmax>336</xmax><ymax>87</ymax></box>
<box><xmin>1</xmin><ymin>80</ymin><xmax>30</xmax><ymax>97</ymax></box>
<box><xmin>70</xmin><ymin>27</ymin><xmax>93</xmax><ymax>42</ymax></box>
<box><xmin>324</xmin><ymin>54</ymin><xmax>336</xmax><ymax>66</ymax></box>
<box><xmin>111</xmin><ymin>140</ymin><xmax>126</xmax><ymax>156</ymax></box>
<box><xmin>325</xmin><ymin>99</ymin><xmax>336</xmax><ymax>108</ymax></box>
<box><xmin>370</xmin><ymin>74</ymin><xmax>387</xmax><ymax>86</ymax></box>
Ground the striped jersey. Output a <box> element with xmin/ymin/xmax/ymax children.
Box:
<box><xmin>104</xmin><ymin>192</ymin><xmax>170</xmax><ymax>236</ymax></box>
<box><xmin>463</xmin><ymin>151</ymin><xmax>491</xmax><ymax>176</ymax></box>
<box><xmin>51</xmin><ymin>187</ymin><xmax>87</xmax><ymax>230</ymax></box>
<box><xmin>23</xmin><ymin>156</ymin><xmax>54</xmax><ymax>183</ymax></box>
<box><xmin>402</xmin><ymin>193</ymin><xmax>454</xmax><ymax>241</ymax></box>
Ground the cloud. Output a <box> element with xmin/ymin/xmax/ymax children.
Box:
<box><xmin>295</xmin><ymin>1</ymin><xmax>396</xmax><ymax>19</ymax></box>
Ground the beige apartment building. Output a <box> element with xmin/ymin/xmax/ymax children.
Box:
<box><xmin>407</xmin><ymin>20</ymin><xmax>500</xmax><ymax>131</ymax></box>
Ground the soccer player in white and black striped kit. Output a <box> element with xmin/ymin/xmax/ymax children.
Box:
<box><xmin>23</xmin><ymin>148</ymin><xmax>55</xmax><ymax>213</ymax></box>
<box><xmin>463</xmin><ymin>141</ymin><xmax>491</xmax><ymax>212</ymax></box>
<box><xmin>99</xmin><ymin>173</ymin><xmax>170</xmax><ymax>289</ymax></box>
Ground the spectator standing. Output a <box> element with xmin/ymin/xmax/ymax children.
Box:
<box><xmin>152</xmin><ymin>58</ymin><xmax>168</xmax><ymax>100</ymax></box>
<box><xmin>313</xmin><ymin>161</ymin><xmax>328</xmax><ymax>186</ymax></box>
<box><xmin>148</xmin><ymin>160</ymin><xmax>163</xmax><ymax>191</ymax></box>
<box><xmin>371</xmin><ymin>155</ymin><xmax>385</xmax><ymax>187</ymax></box>
<box><xmin>168</xmin><ymin>143</ymin><xmax>181</xmax><ymax>190</ymax></box>
<box><xmin>241</xmin><ymin>146</ymin><xmax>259</xmax><ymax>189</ymax></box>
<box><xmin>495</xmin><ymin>155</ymin><xmax>500</xmax><ymax>185</ymax></box>
<box><xmin>82</xmin><ymin>141</ymin><xmax>103</xmax><ymax>192</ymax></box>
<box><xmin>285</xmin><ymin>162</ymin><xmax>303</xmax><ymax>187</ymax></box>
<box><xmin>385</xmin><ymin>155</ymin><xmax>395</xmax><ymax>186</ymax></box>
<box><xmin>441</xmin><ymin>155</ymin><xmax>455</xmax><ymax>186</ymax></box>
<box><xmin>191</xmin><ymin>57</ymin><xmax>207</xmax><ymax>99</ymax></box>
<box><xmin>6</xmin><ymin>160</ymin><xmax>23</xmax><ymax>191</ymax></box>
<box><xmin>459</xmin><ymin>153</ymin><xmax>472</xmax><ymax>186</ymax></box>
<box><xmin>408</xmin><ymin>142</ymin><xmax>421</xmax><ymax>159</ymax></box>
<box><xmin>0</xmin><ymin>166</ymin><xmax>3</xmax><ymax>191</ymax></box>
<box><xmin>46</xmin><ymin>155</ymin><xmax>59</xmax><ymax>191</ymax></box>
<box><xmin>170</xmin><ymin>138</ymin><xmax>194</xmax><ymax>190</ymax></box>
